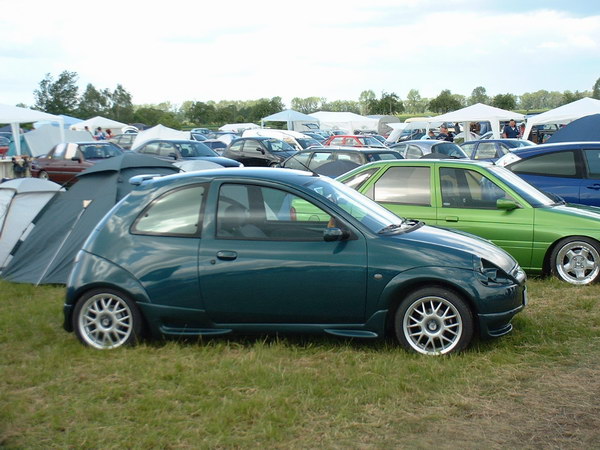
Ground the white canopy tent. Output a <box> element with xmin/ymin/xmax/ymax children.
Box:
<box><xmin>522</xmin><ymin>97</ymin><xmax>600</xmax><ymax>141</ymax></box>
<box><xmin>309</xmin><ymin>111</ymin><xmax>378</xmax><ymax>134</ymax></box>
<box><xmin>261</xmin><ymin>109</ymin><xmax>319</xmax><ymax>132</ymax></box>
<box><xmin>23</xmin><ymin>126</ymin><xmax>92</xmax><ymax>156</ymax></box>
<box><xmin>219</xmin><ymin>123</ymin><xmax>260</xmax><ymax>133</ymax></box>
<box><xmin>70</xmin><ymin>116</ymin><xmax>129</xmax><ymax>133</ymax></box>
<box><xmin>0</xmin><ymin>104</ymin><xmax>64</xmax><ymax>155</ymax></box>
<box><xmin>131</xmin><ymin>124</ymin><xmax>191</xmax><ymax>149</ymax></box>
<box><xmin>430</xmin><ymin>103</ymin><xmax>525</xmax><ymax>140</ymax></box>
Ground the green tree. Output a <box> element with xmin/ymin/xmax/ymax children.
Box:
<box><xmin>291</xmin><ymin>97</ymin><xmax>324</xmax><ymax>114</ymax></box>
<box><xmin>321</xmin><ymin>100</ymin><xmax>360</xmax><ymax>113</ymax></box>
<box><xmin>491</xmin><ymin>93</ymin><xmax>517</xmax><ymax>110</ymax></box>
<box><xmin>428</xmin><ymin>90</ymin><xmax>461</xmax><ymax>113</ymax></box>
<box><xmin>133</xmin><ymin>107</ymin><xmax>180</xmax><ymax>128</ymax></box>
<box><xmin>593</xmin><ymin>77</ymin><xmax>600</xmax><ymax>100</ymax></box>
<box><xmin>405</xmin><ymin>89</ymin><xmax>427</xmax><ymax>115</ymax></box>
<box><xmin>108</xmin><ymin>84</ymin><xmax>134</xmax><ymax>123</ymax></box>
<box><xmin>187</xmin><ymin>101</ymin><xmax>216</xmax><ymax>125</ymax></box>
<box><xmin>358</xmin><ymin>90</ymin><xmax>376</xmax><ymax>115</ymax></box>
<box><xmin>468</xmin><ymin>86</ymin><xmax>489</xmax><ymax>105</ymax></box>
<box><xmin>33</xmin><ymin>71</ymin><xmax>79</xmax><ymax>115</ymax></box>
<box><xmin>367</xmin><ymin>91</ymin><xmax>404</xmax><ymax>115</ymax></box>
<box><xmin>77</xmin><ymin>84</ymin><xmax>110</xmax><ymax>119</ymax></box>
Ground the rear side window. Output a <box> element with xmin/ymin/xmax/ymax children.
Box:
<box><xmin>373</xmin><ymin>166</ymin><xmax>431</xmax><ymax>206</ymax></box>
<box><xmin>132</xmin><ymin>185</ymin><xmax>206</xmax><ymax>236</ymax></box>
<box><xmin>511</xmin><ymin>151</ymin><xmax>577</xmax><ymax>177</ymax></box>
<box><xmin>284</xmin><ymin>153</ymin><xmax>311</xmax><ymax>170</ymax></box>
<box><xmin>583</xmin><ymin>149</ymin><xmax>600</xmax><ymax>178</ymax></box>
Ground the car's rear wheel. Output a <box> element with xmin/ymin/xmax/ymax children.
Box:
<box><xmin>73</xmin><ymin>289</ymin><xmax>143</xmax><ymax>349</ymax></box>
<box><xmin>550</xmin><ymin>237</ymin><xmax>600</xmax><ymax>285</ymax></box>
<box><xmin>38</xmin><ymin>170</ymin><xmax>49</xmax><ymax>179</ymax></box>
<box><xmin>394</xmin><ymin>287</ymin><xmax>473</xmax><ymax>355</ymax></box>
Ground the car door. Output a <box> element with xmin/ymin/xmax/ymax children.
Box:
<box><xmin>579</xmin><ymin>148</ymin><xmax>600</xmax><ymax>206</ymax></box>
<box><xmin>360</xmin><ymin>164</ymin><xmax>437</xmax><ymax>225</ymax></box>
<box><xmin>241</xmin><ymin>139</ymin><xmax>268</xmax><ymax>167</ymax></box>
<box><xmin>198</xmin><ymin>181</ymin><xmax>368</xmax><ymax>324</ymax></box>
<box><xmin>508</xmin><ymin>150</ymin><xmax>581</xmax><ymax>203</ymax></box>
<box><xmin>435</xmin><ymin>165</ymin><xmax>534</xmax><ymax>267</ymax></box>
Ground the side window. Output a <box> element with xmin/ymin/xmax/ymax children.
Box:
<box><xmin>473</xmin><ymin>142</ymin><xmax>498</xmax><ymax>160</ymax></box>
<box><xmin>284</xmin><ymin>153</ymin><xmax>310</xmax><ymax>170</ymax></box>
<box><xmin>132</xmin><ymin>185</ymin><xmax>206</xmax><ymax>236</ymax></box>
<box><xmin>511</xmin><ymin>151</ymin><xmax>577</xmax><ymax>177</ymax></box>
<box><xmin>461</xmin><ymin>142</ymin><xmax>476</xmax><ymax>156</ymax></box>
<box><xmin>140</xmin><ymin>142</ymin><xmax>159</xmax><ymax>155</ymax></box>
<box><xmin>440</xmin><ymin>168</ymin><xmax>514</xmax><ymax>209</ymax></box>
<box><xmin>406</xmin><ymin>145</ymin><xmax>423</xmax><ymax>159</ymax></box>
<box><xmin>159</xmin><ymin>143</ymin><xmax>176</xmax><ymax>158</ymax></box>
<box><xmin>64</xmin><ymin>143</ymin><xmax>79</xmax><ymax>160</ymax></box>
<box><xmin>342</xmin><ymin>168</ymin><xmax>379</xmax><ymax>190</ymax></box>
<box><xmin>337</xmin><ymin>152</ymin><xmax>363</xmax><ymax>164</ymax></box>
<box><xmin>244</xmin><ymin>141</ymin><xmax>262</xmax><ymax>152</ymax></box>
<box><xmin>50</xmin><ymin>143</ymin><xmax>67</xmax><ymax>159</ymax></box>
<box><xmin>583</xmin><ymin>149</ymin><xmax>600</xmax><ymax>178</ymax></box>
<box><xmin>330</xmin><ymin>137</ymin><xmax>344</xmax><ymax>146</ymax></box>
<box><xmin>309</xmin><ymin>152</ymin><xmax>333</xmax><ymax>169</ymax></box>
<box><xmin>373</xmin><ymin>166</ymin><xmax>431</xmax><ymax>206</ymax></box>
<box><xmin>228</xmin><ymin>141</ymin><xmax>243</xmax><ymax>152</ymax></box>
<box><xmin>216</xmin><ymin>184</ymin><xmax>332</xmax><ymax>241</ymax></box>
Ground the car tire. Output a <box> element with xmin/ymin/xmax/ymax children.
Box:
<box><xmin>394</xmin><ymin>287</ymin><xmax>473</xmax><ymax>355</ymax></box>
<box><xmin>73</xmin><ymin>288</ymin><xmax>143</xmax><ymax>349</ymax></box>
<box><xmin>550</xmin><ymin>237</ymin><xmax>600</xmax><ymax>285</ymax></box>
<box><xmin>38</xmin><ymin>170</ymin><xmax>49</xmax><ymax>180</ymax></box>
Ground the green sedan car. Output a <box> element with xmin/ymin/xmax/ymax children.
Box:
<box><xmin>338</xmin><ymin>160</ymin><xmax>600</xmax><ymax>285</ymax></box>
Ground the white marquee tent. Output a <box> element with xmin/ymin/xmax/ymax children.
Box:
<box><xmin>430</xmin><ymin>103</ymin><xmax>525</xmax><ymax>140</ymax></box>
<box><xmin>131</xmin><ymin>124</ymin><xmax>191</xmax><ymax>149</ymax></box>
<box><xmin>309</xmin><ymin>111</ymin><xmax>378</xmax><ymax>134</ymax></box>
<box><xmin>261</xmin><ymin>109</ymin><xmax>319</xmax><ymax>132</ymax></box>
<box><xmin>522</xmin><ymin>97</ymin><xmax>600</xmax><ymax>141</ymax></box>
<box><xmin>219</xmin><ymin>123</ymin><xmax>260</xmax><ymax>133</ymax></box>
<box><xmin>0</xmin><ymin>104</ymin><xmax>64</xmax><ymax>155</ymax></box>
<box><xmin>70</xmin><ymin>116</ymin><xmax>129</xmax><ymax>133</ymax></box>
<box><xmin>23</xmin><ymin>125</ymin><xmax>92</xmax><ymax>156</ymax></box>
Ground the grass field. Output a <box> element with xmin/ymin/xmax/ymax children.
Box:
<box><xmin>1</xmin><ymin>278</ymin><xmax>599</xmax><ymax>448</ymax></box>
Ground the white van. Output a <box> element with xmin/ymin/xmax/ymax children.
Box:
<box><xmin>242</xmin><ymin>129</ymin><xmax>322</xmax><ymax>151</ymax></box>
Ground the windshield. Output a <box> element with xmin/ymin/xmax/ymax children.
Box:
<box><xmin>358</xmin><ymin>136</ymin><xmax>386</xmax><ymax>147</ymax></box>
<box><xmin>297</xmin><ymin>138</ymin><xmax>323</xmax><ymax>149</ymax></box>
<box><xmin>487</xmin><ymin>165</ymin><xmax>555</xmax><ymax>207</ymax></box>
<box><xmin>366</xmin><ymin>151</ymin><xmax>403</xmax><ymax>161</ymax></box>
<box><xmin>431</xmin><ymin>142</ymin><xmax>467</xmax><ymax>158</ymax></box>
<box><xmin>263</xmin><ymin>138</ymin><xmax>295</xmax><ymax>152</ymax></box>
<box><xmin>303</xmin><ymin>177</ymin><xmax>410</xmax><ymax>233</ymax></box>
<box><xmin>180</xmin><ymin>142</ymin><xmax>219</xmax><ymax>157</ymax></box>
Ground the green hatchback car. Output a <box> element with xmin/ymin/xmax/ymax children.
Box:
<box><xmin>338</xmin><ymin>160</ymin><xmax>600</xmax><ymax>285</ymax></box>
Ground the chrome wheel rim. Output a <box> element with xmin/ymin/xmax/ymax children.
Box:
<box><xmin>556</xmin><ymin>241</ymin><xmax>600</xmax><ymax>285</ymax></box>
<box><xmin>403</xmin><ymin>296</ymin><xmax>462</xmax><ymax>355</ymax></box>
<box><xmin>78</xmin><ymin>293</ymin><xmax>133</xmax><ymax>349</ymax></box>
<box><xmin>39</xmin><ymin>171</ymin><xmax>48</xmax><ymax>179</ymax></box>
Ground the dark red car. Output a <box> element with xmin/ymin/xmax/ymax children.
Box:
<box><xmin>30</xmin><ymin>141</ymin><xmax>123</xmax><ymax>185</ymax></box>
<box><xmin>323</xmin><ymin>135</ymin><xmax>386</xmax><ymax>148</ymax></box>
<box><xmin>0</xmin><ymin>136</ymin><xmax>9</xmax><ymax>158</ymax></box>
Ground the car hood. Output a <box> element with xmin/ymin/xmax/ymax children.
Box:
<box><xmin>539</xmin><ymin>203</ymin><xmax>600</xmax><ymax>224</ymax></box>
<box><xmin>396</xmin><ymin>224</ymin><xmax>518</xmax><ymax>273</ymax></box>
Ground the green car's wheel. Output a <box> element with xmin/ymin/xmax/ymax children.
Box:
<box><xmin>73</xmin><ymin>289</ymin><xmax>143</xmax><ymax>349</ymax></box>
<box><xmin>551</xmin><ymin>237</ymin><xmax>600</xmax><ymax>285</ymax></box>
<box><xmin>395</xmin><ymin>287</ymin><xmax>473</xmax><ymax>355</ymax></box>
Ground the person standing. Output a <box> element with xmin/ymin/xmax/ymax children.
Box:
<box><xmin>94</xmin><ymin>127</ymin><xmax>106</xmax><ymax>140</ymax></box>
<box><xmin>502</xmin><ymin>119</ymin><xmax>520</xmax><ymax>138</ymax></box>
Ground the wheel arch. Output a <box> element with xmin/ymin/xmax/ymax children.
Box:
<box><xmin>542</xmin><ymin>235</ymin><xmax>600</xmax><ymax>277</ymax></box>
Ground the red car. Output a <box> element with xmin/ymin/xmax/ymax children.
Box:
<box><xmin>0</xmin><ymin>136</ymin><xmax>10</xmax><ymax>158</ymax></box>
<box><xmin>323</xmin><ymin>135</ymin><xmax>386</xmax><ymax>148</ymax></box>
<box><xmin>31</xmin><ymin>141</ymin><xmax>123</xmax><ymax>185</ymax></box>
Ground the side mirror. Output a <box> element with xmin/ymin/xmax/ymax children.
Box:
<box><xmin>71</xmin><ymin>156</ymin><xmax>82</xmax><ymax>163</ymax></box>
<box><xmin>496</xmin><ymin>198</ymin><xmax>519</xmax><ymax>211</ymax></box>
<box><xmin>323</xmin><ymin>227</ymin><xmax>348</xmax><ymax>242</ymax></box>
<box><xmin>169</xmin><ymin>152</ymin><xmax>178</xmax><ymax>160</ymax></box>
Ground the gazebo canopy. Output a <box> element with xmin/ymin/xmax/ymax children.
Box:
<box><xmin>523</xmin><ymin>97</ymin><xmax>600</xmax><ymax>140</ymax></box>
<box><xmin>0</xmin><ymin>104</ymin><xmax>64</xmax><ymax>155</ymax></box>
<box><xmin>261</xmin><ymin>109</ymin><xmax>319</xmax><ymax>132</ymax></box>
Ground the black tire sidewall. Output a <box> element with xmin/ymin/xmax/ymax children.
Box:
<box><xmin>72</xmin><ymin>288</ymin><xmax>143</xmax><ymax>349</ymax></box>
<box><xmin>394</xmin><ymin>286</ymin><xmax>473</xmax><ymax>355</ymax></box>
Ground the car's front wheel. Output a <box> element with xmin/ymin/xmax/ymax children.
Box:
<box><xmin>38</xmin><ymin>170</ymin><xmax>49</xmax><ymax>179</ymax></box>
<box><xmin>395</xmin><ymin>287</ymin><xmax>473</xmax><ymax>355</ymax></box>
<box><xmin>550</xmin><ymin>237</ymin><xmax>600</xmax><ymax>285</ymax></box>
<box><xmin>73</xmin><ymin>289</ymin><xmax>143</xmax><ymax>349</ymax></box>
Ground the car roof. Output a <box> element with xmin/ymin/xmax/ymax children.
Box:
<box><xmin>137</xmin><ymin>167</ymin><xmax>320</xmax><ymax>190</ymax></box>
<box><xmin>340</xmin><ymin>158</ymin><xmax>496</xmax><ymax>175</ymax></box>
<box><xmin>297</xmin><ymin>146</ymin><xmax>399</xmax><ymax>153</ymax></box>
<box><xmin>506</xmin><ymin>141</ymin><xmax>600</xmax><ymax>158</ymax></box>
<box><xmin>394</xmin><ymin>140</ymin><xmax>454</xmax><ymax>148</ymax></box>
<box><xmin>231</xmin><ymin>136</ymin><xmax>282</xmax><ymax>142</ymax></box>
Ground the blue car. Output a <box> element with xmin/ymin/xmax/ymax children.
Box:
<box><xmin>460</xmin><ymin>139</ymin><xmax>536</xmax><ymax>162</ymax></box>
<box><xmin>63</xmin><ymin>168</ymin><xmax>526</xmax><ymax>354</ymax></box>
<box><xmin>497</xmin><ymin>142</ymin><xmax>600</xmax><ymax>206</ymax></box>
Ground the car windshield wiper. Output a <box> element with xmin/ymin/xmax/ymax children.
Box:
<box><xmin>377</xmin><ymin>222</ymin><xmax>405</xmax><ymax>234</ymax></box>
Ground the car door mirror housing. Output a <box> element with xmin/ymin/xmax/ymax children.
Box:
<box><xmin>496</xmin><ymin>198</ymin><xmax>519</xmax><ymax>211</ymax></box>
<box><xmin>323</xmin><ymin>227</ymin><xmax>348</xmax><ymax>242</ymax></box>
<box><xmin>169</xmin><ymin>152</ymin><xmax>178</xmax><ymax>160</ymax></box>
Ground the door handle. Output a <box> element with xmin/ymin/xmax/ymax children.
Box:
<box><xmin>216</xmin><ymin>251</ymin><xmax>238</xmax><ymax>261</ymax></box>
<box><xmin>444</xmin><ymin>216</ymin><xmax>459</xmax><ymax>222</ymax></box>
<box><xmin>586</xmin><ymin>184</ymin><xmax>600</xmax><ymax>190</ymax></box>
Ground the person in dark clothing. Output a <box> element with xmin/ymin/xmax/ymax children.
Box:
<box><xmin>437</xmin><ymin>126</ymin><xmax>454</xmax><ymax>142</ymax></box>
<box><xmin>502</xmin><ymin>119</ymin><xmax>520</xmax><ymax>138</ymax></box>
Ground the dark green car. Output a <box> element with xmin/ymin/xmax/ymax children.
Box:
<box><xmin>338</xmin><ymin>160</ymin><xmax>600</xmax><ymax>285</ymax></box>
<box><xmin>64</xmin><ymin>168</ymin><xmax>526</xmax><ymax>355</ymax></box>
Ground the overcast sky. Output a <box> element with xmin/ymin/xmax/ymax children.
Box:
<box><xmin>2</xmin><ymin>0</ymin><xmax>600</xmax><ymax>109</ymax></box>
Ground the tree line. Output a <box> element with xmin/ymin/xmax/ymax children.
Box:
<box><xmin>29</xmin><ymin>71</ymin><xmax>600</xmax><ymax>129</ymax></box>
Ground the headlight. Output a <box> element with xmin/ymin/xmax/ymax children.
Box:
<box><xmin>473</xmin><ymin>257</ymin><xmax>514</xmax><ymax>286</ymax></box>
